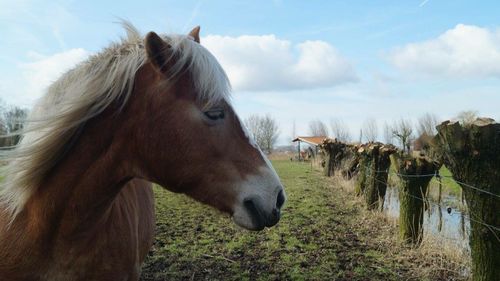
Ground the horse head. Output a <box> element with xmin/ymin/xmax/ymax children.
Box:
<box><xmin>123</xmin><ymin>27</ymin><xmax>286</xmax><ymax>230</ymax></box>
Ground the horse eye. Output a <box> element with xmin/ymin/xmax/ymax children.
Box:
<box><xmin>204</xmin><ymin>109</ymin><xmax>225</xmax><ymax>121</ymax></box>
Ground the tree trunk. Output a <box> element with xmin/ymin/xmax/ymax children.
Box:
<box><xmin>320</xmin><ymin>138</ymin><xmax>347</xmax><ymax>177</ymax></box>
<box><xmin>393</xmin><ymin>153</ymin><xmax>440</xmax><ymax>245</ymax></box>
<box><xmin>435</xmin><ymin>118</ymin><xmax>500</xmax><ymax>281</ymax></box>
<box><xmin>364</xmin><ymin>144</ymin><xmax>396</xmax><ymax>210</ymax></box>
<box><xmin>437</xmin><ymin>205</ymin><xmax>443</xmax><ymax>232</ymax></box>
<box><xmin>355</xmin><ymin>147</ymin><xmax>370</xmax><ymax>196</ymax></box>
<box><xmin>342</xmin><ymin>153</ymin><xmax>359</xmax><ymax>180</ymax></box>
<box><xmin>326</xmin><ymin>151</ymin><xmax>335</xmax><ymax>177</ymax></box>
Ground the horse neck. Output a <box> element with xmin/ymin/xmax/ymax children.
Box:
<box><xmin>23</xmin><ymin>111</ymin><xmax>134</xmax><ymax>237</ymax></box>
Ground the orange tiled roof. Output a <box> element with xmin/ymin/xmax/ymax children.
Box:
<box><xmin>292</xmin><ymin>136</ymin><xmax>327</xmax><ymax>146</ymax></box>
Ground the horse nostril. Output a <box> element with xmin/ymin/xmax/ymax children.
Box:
<box><xmin>276</xmin><ymin>189</ymin><xmax>285</xmax><ymax>209</ymax></box>
<box><xmin>243</xmin><ymin>197</ymin><xmax>265</xmax><ymax>230</ymax></box>
<box><xmin>267</xmin><ymin>208</ymin><xmax>281</xmax><ymax>227</ymax></box>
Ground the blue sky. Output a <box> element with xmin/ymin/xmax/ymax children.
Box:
<box><xmin>1</xmin><ymin>0</ymin><xmax>500</xmax><ymax>144</ymax></box>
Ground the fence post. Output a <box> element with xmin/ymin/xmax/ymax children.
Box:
<box><xmin>393</xmin><ymin>152</ymin><xmax>440</xmax><ymax>245</ymax></box>
<box><xmin>435</xmin><ymin>118</ymin><xmax>500</xmax><ymax>281</ymax></box>
<box><xmin>437</xmin><ymin>173</ymin><xmax>443</xmax><ymax>232</ymax></box>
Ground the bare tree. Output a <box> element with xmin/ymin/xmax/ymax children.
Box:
<box><xmin>260</xmin><ymin>115</ymin><xmax>280</xmax><ymax>154</ymax></box>
<box><xmin>456</xmin><ymin>110</ymin><xmax>478</xmax><ymax>127</ymax></box>
<box><xmin>245</xmin><ymin>115</ymin><xmax>262</xmax><ymax>144</ymax></box>
<box><xmin>309</xmin><ymin>120</ymin><xmax>328</xmax><ymax>137</ymax></box>
<box><xmin>244</xmin><ymin>114</ymin><xmax>280</xmax><ymax>154</ymax></box>
<box><xmin>330</xmin><ymin>118</ymin><xmax>351</xmax><ymax>142</ymax></box>
<box><xmin>3</xmin><ymin>106</ymin><xmax>28</xmax><ymax>132</ymax></box>
<box><xmin>414</xmin><ymin>113</ymin><xmax>438</xmax><ymax>151</ymax></box>
<box><xmin>417</xmin><ymin>113</ymin><xmax>438</xmax><ymax>137</ymax></box>
<box><xmin>0</xmin><ymin>102</ymin><xmax>28</xmax><ymax>147</ymax></box>
<box><xmin>392</xmin><ymin>118</ymin><xmax>413</xmax><ymax>154</ymax></box>
<box><xmin>290</xmin><ymin>119</ymin><xmax>297</xmax><ymax>150</ymax></box>
<box><xmin>383</xmin><ymin>122</ymin><xmax>393</xmax><ymax>145</ymax></box>
<box><xmin>362</xmin><ymin>118</ymin><xmax>378</xmax><ymax>142</ymax></box>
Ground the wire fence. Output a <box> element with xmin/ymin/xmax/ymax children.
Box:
<box><xmin>363</xmin><ymin>165</ymin><xmax>500</xmax><ymax>199</ymax></box>
<box><xmin>359</xmin><ymin>164</ymin><xmax>500</xmax><ymax>236</ymax></box>
<box><xmin>439</xmin><ymin>176</ymin><xmax>500</xmax><ymax>199</ymax></box>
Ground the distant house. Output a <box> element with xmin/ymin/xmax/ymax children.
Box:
<box><xmin>292</xmin><ymin>136</ymin><xmax>327</xmax><ymax>161</ymax></box>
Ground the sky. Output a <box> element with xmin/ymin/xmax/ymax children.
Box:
<box><xmin>1</xmin><ymin>0</ymin><xmax>500</xmax><ymax>145</ymax></box>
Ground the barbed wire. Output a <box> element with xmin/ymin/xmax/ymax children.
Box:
<box><xmin>393</xmin><ymin>172</ymin><xmax>437</xmax><ymax>178</ymax></box>
<box><xmin>439</xmin><ymin>176</ymin><xmax>500</xmax><ymax>199</ymax></box>
<box><xmin>359</xmin><ymin>165</ymin><xmax>500</xmax><ymax>235</ymax></box>
<box><xmin>357</xmin><ymin>163</ymin><xmax>500</xmax><ymax>242</ymax></box>
<box><xmin>361</xmin><ymin>164</ymin><xmax>500</xmax><ymax>199</ymax></box>
<box><xmin>380</xmin><ymin>178</ymin><xmax>500</xmax><ymax>236</ymax></box>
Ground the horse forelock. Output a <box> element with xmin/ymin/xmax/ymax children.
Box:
<box><xmin>0</xmin><ymin>21</ymin><xmax>231</xmax><ymax>218</ymax></box>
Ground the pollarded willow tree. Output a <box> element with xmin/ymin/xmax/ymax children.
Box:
<box><xmin>341</xmin><ymin>145</ymin><xmax>359</xmax><ymax>180</ymax></box>
<box><xmin>392</xmin><ymin>152</ymin><xmax>441</xmax><ymax>245</ymax></box>
<box><xmin>434</xmin><ymin>118</ymin><xmax>500</xmax><ymax>281</ymax></box>
<box><xmin>363</xmin><ymin>143</ymin><xmax>397</xmax><ymax>211</ymax></box>
<box><xmin>354</xmin><ymin>145</ymin><xmax>371</xmax><ymax>196</ymax></box>
<box><xmin>320</xmin><ymin>138</ymin><xmax>347</xmax><ymax>177</ymax></box>
<box><xmin>354</xmin><ymin>142</ymin><xmax>396</xmax><ymax>212</ymax></box>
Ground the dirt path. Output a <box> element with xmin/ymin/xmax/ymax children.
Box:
<box><xmin>140</xmin><ymin>160</ymin><xmax>464</xmax><ymax>280</ymax></box>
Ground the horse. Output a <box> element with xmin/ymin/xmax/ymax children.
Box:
<box><xmin>0</xmin><ymin>22</ymin><xmax>286</xmax><ymax>281</ymax></box>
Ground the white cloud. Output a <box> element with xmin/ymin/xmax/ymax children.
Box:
<box><xmin>13</xmin><ymin>48</ymin><xmax>90</xmax><ymax>105</ymax></box>
<box><xmin>202</xmin><ymin>34</ymin><xmax>357</xmax><ymax>91</ymax></box>
<box><xmin>389</xmin><ymin>24</ymin><xmax>500</xmax><ymax>79</ymax></box>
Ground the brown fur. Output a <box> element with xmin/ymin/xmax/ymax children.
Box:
<box><xmin>0</xmin><ymin>29</ymin><xmax>270</xmax><ymax>280</ymax></box>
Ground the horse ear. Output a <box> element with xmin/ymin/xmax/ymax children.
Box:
<box><xmin>145</xmin><ymin>31</ymin><xmax>172</xmax><ymax>74</ymax></box>
<box><xmin>188</xmin><ymin>26</ymin><xmax>201</xmax><ymax>43</ymax></box>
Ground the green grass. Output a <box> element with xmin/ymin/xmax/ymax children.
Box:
<box><xmin>388</xmin><ymin>162</ymin><xmax>462</xmax><ymax>197</ymax></box>
<box><xmin>140</xmin><ymin>161</ymin><xmax>413</xmax><ymax>280</ymax></box>
<box><xmin>433</xmin><ymin>166</ymin><xmax>462</xmax><ymax>195</ymax></box>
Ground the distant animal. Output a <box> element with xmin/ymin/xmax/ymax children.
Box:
<box><xmin>0</xmin><ymin>22</ymin><xmax>286</xmax><ymax>281</ymax></box>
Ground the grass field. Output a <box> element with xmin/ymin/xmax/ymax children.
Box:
<box><xmin>433</xmin><ymin>166</ymin><xmax>462</xmax><ymax>195</ymax></box>
<box><xmin>140</xmin><ymin>160</ymin><xmax>467</xmax><ymax>280</ymax></box>
<box><xmin>387</xmin><ymin>160</ymin><xmax>461</xmax><ymax>196</ymax></box>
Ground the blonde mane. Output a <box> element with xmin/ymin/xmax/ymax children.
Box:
<box><xmin>0</xmin><ymin>22</ymin><xmax>231</xmax><ymax>217</ymax></box>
